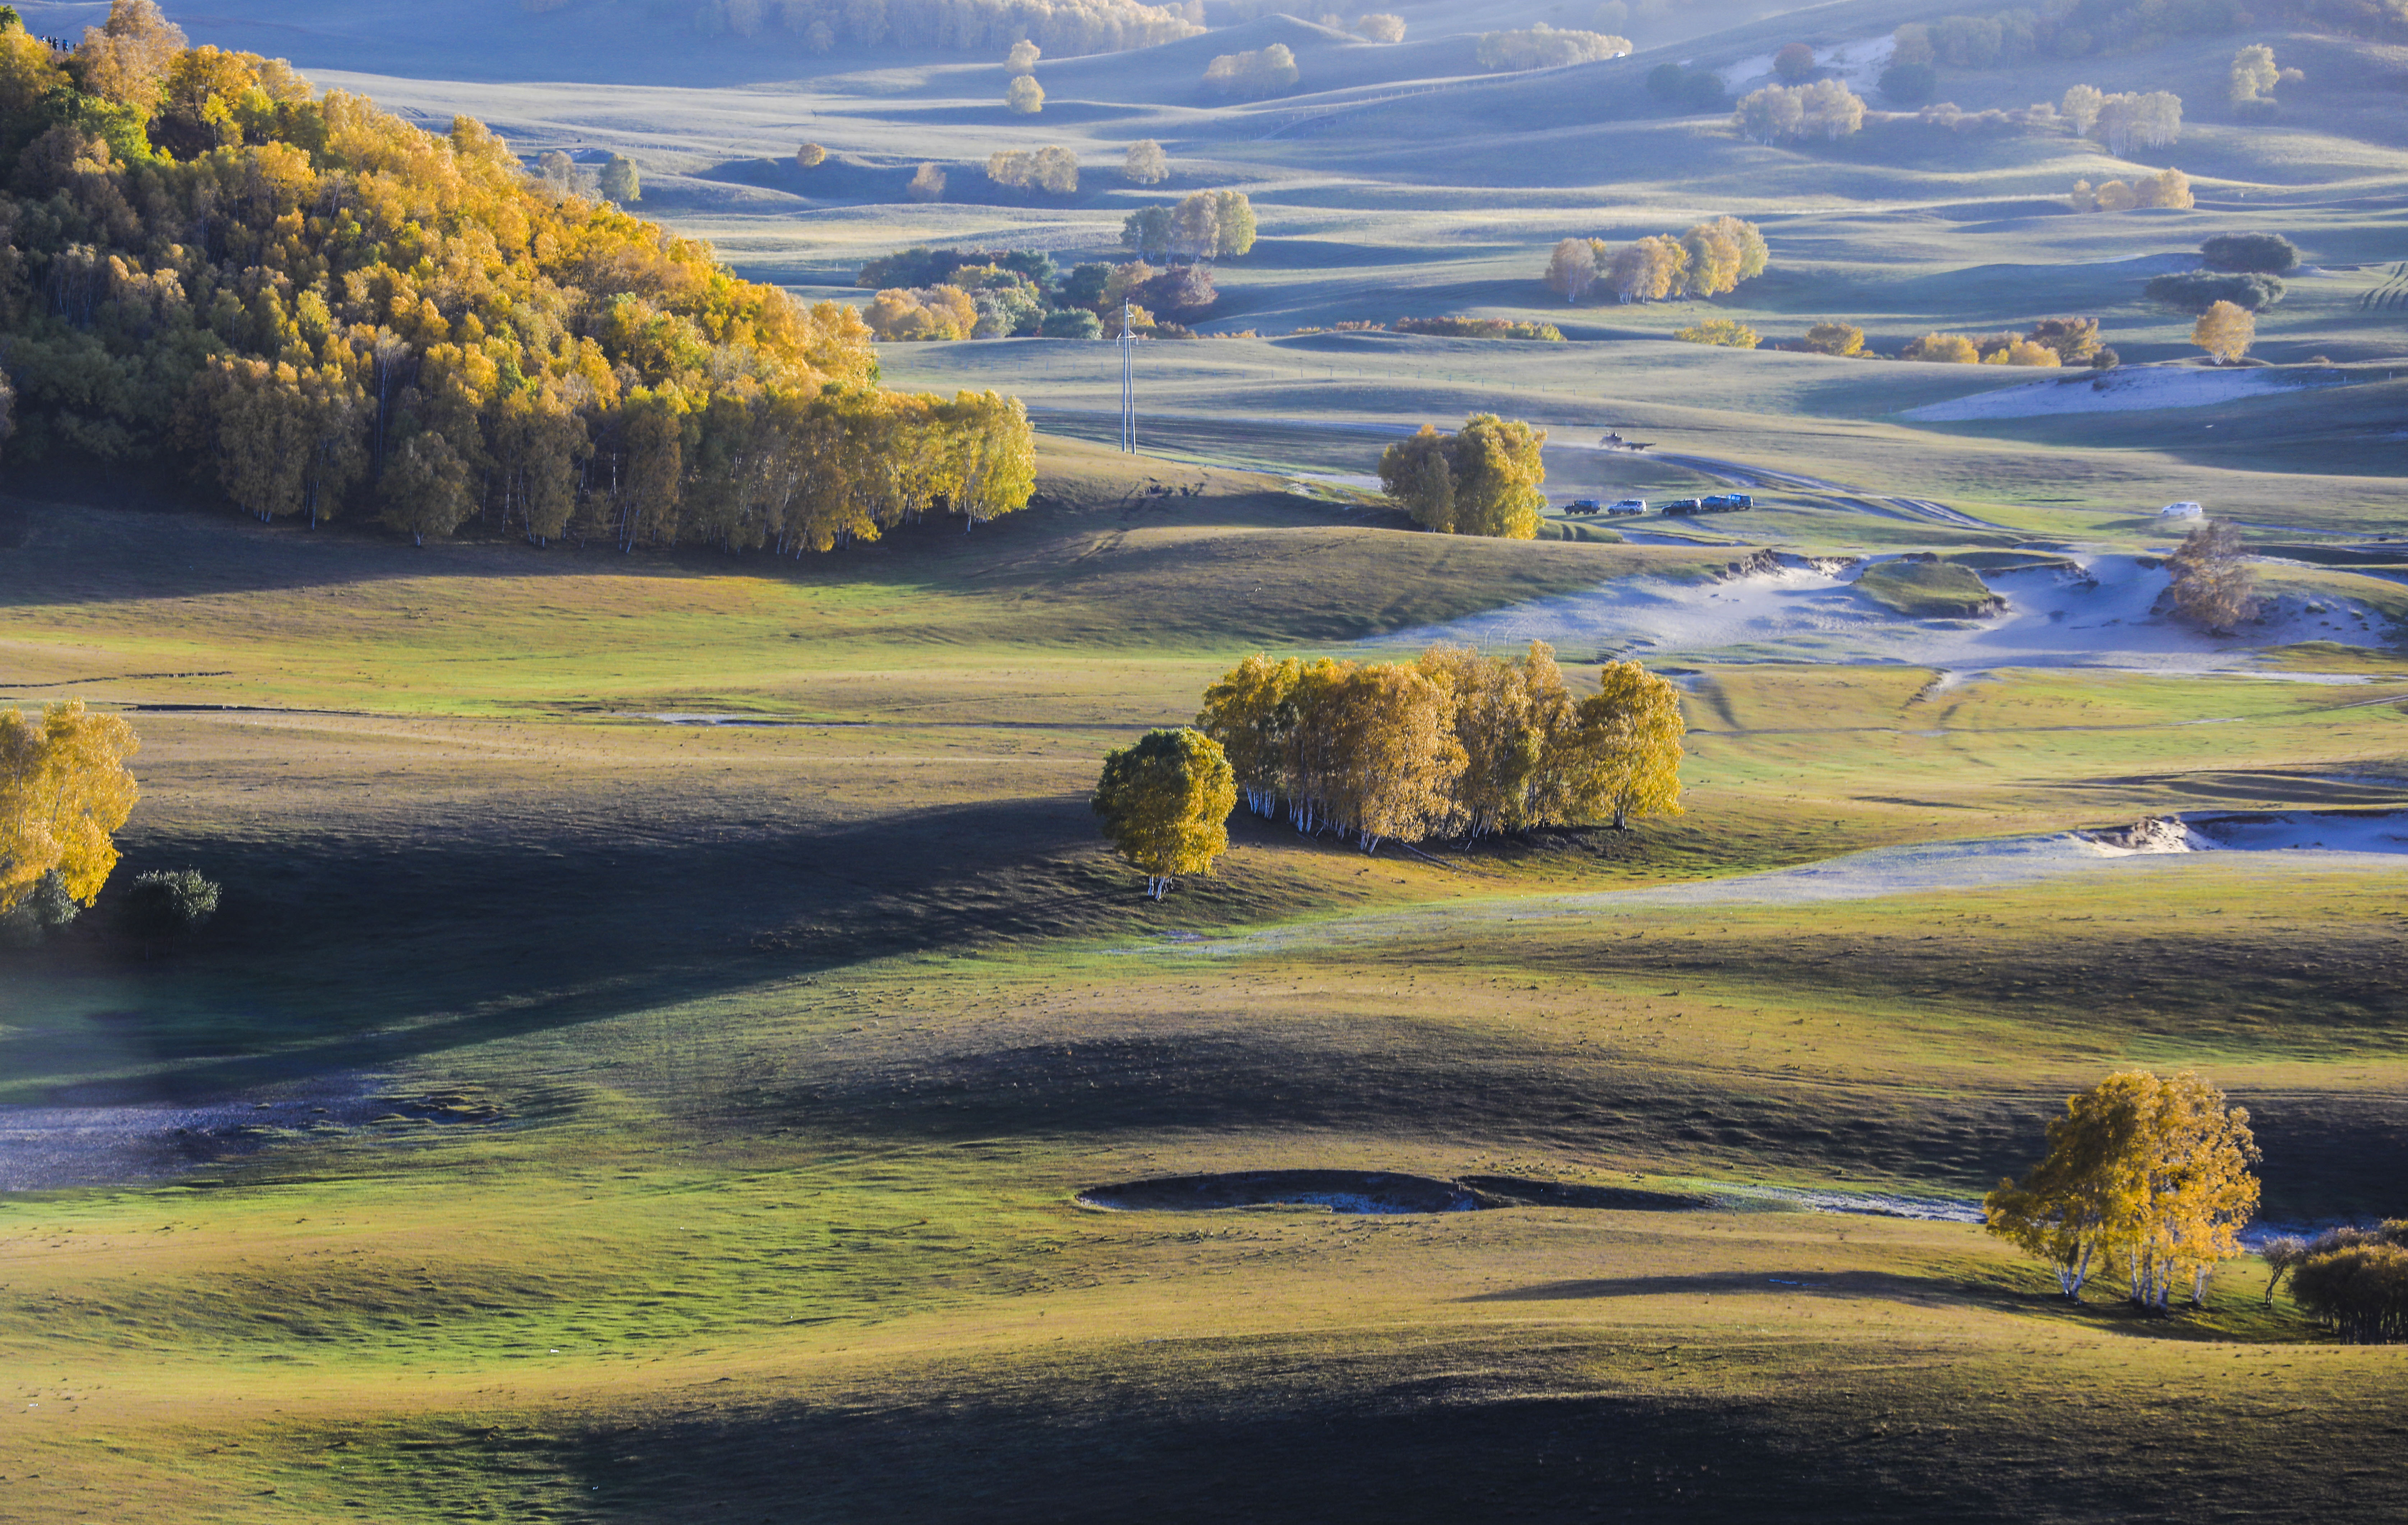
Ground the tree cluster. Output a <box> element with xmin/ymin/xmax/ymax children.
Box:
<box><xmin>1794</xmin><ymin>321</ymin><xmax>1864</xmax><ymax>356</ymax></box>
<box><xmin>858</xmin><ymin>243</ymin><xmax>1215</xmax><ymax>341</ymax></box>
<box><xmin>1199</xmin><ymin>646</ymin><xmax>1686</xmax><ymax>852</ymax></box>
<box><xmin>1645</xmin><ymin>64</ymin><xmax>1730</xmax><ymax>112</ymax></box>
<box><xmin>0</xmin><ymin>700</ymin><xmax>139</xmax><ymax>919</ymax></box>
<box><xmin>1377</xmin><ymin>413</ymin><xmax>1547</xmax><ymax>539</ymax></box>
<box><xmin>2145</xmin><ymin>269</ymin><xmax>2284</xmax><ymax>313</ymax></box>
<box><xmin>1985</xmin><ymin>1070</ymin><xmax>2259</xmax><ymax>1308</ymax></box>
<box><xmin>1546</xmin><ymin>218</ymin><xmax>1768</xmax><ymax>306</ymax></box>
<box><xmin>1900</xmin><ymin>328</ymin><xmax>2066</xmax><ymax>365</ymax></box>
<box><xmin>986</xmin><ymin>143</ymin><xmax>1078</xmax><ymax>192</ymax></box>
<box><xmin>2273</xmin><ymin>1221</ymin><xmax>2408</xmax><ymax>1343</ymax></box>
<box><xmin>1393</xmin><ymin>316</ymin><xmax>1562</xmax><ymax>341</ymax></box>
<box><xmin>1734</xmin><ymin>79</ymin><xmax>1864</xmax><ymax>142</ymax></box>
<box><xmin>2061</xmin><ymin>83</ymin><xmax>2182</xmax><ymax>154</ymax></box>
<box><xmin>2067</xmin><ymin>166</ymin><xmax>2192</xmax><ymax>211</ymax></box>
<box><xmin>1203</xmin><ymin>43</ymin><xmax>1298</xmax><ymax>98</ymax></box>
<box><xmin>708</xmin><ymin>0</ymin><xmax>1199</xmax><ymax>55</ymax></box>
<box><xmin>1120</xmin><ymin>190</ymin><xmax>1257</xmax><ymax>262</ymax></box>
<box><xmin>2228</xmin><ymin>43</ymin><xmax>2304</xmax><ymax>105</ymax></box>
<box><xmin>1354</xmin><ymin>14</ymin><xmax>1406</xmax><ymax>42</ymax></box>
<box><xmin>2165</xmin><ymin>519</ymin><xmax>2257</xmax><ymax>631</ymax></box>
<box><xmin>1092</xmin><ymin>726</ymin><xmax>1235</xmax><ymax>899</ymax></box>
<box><xmin>1475</xmin><ymin>25</ymin><xmax>1632</xmax><ymax>69</ymax></box>
<box><xmin>1892</xmin><ymin>0</ymin><xmax>2241</xmax><ymax>66</ymax></box>
<box><xmin>0</xmin><ymin>4</ymin><xmax>1036</xmax><ymax>552</ymax></box>
<box><xmin>2200</xmin><ymin>232</ymin><xmax>2297</xmax><ymax>274</ymax></box>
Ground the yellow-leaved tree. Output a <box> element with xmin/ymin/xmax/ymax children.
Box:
<box><xmin>1985</xmin><ymin>1070</ymin><xmax>2259</xmax><ymax>1308</ymax></box>
<box><xmin>1560</xmin><ymin>661</ymin><xmax>1686</xmax><ymax>829</ymax></box>
<box><xmin>2192</xmin><ymin>299</ymin><xmax>2255</xmax><ymax>363</ymax></box>
<box><xmin>1092</xmin><ymin>727</ymin><xmax>1238</xmax><ymax>899</ymax></box>
<box><xmin>1376</xmin><ymin>413</ymin><xmax>1546</xmax><ymax>538</ymax></box>
<box><xmin>0</xmin><ymin>701</ymin><xmax>141</xmax><ymax>913</ymax></box>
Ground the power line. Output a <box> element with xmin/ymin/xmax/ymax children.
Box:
<box><xmin>1119</xmin><ymin>300</ymin><xmax>1136</xmax><ymax>453</ymax></box>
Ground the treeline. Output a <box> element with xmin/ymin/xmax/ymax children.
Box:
<box><xmin>1544</xmin><ymin>218</ymin><xmax>1768</xmax><ymax>304</ymax></box>
<box><xmin>2069</xmin><ymin>166</ymin><xmax>2191</xmax><ymax>212</ymax></box>
<box><xmin>1889</xmin><ymin>0</ymin><xmax>2234</xmax><ymax>65</ymax></box>
<box><xmin>1476</xmin><ymin>25</ymin><xmax>1631</xmax><ymax>69</ymax></box>
<box><xmin>1394</xmin><ymin>316</ymin><xmax>1562</xmax><ymax>341</ymax></box>
<box><xmin>1197</xmin><ymin>645</ymin><xmax>1686</xmax><ymax>851</ymax></box>
<box><xmin>1120</xmin><ymin>190</ymin><xmax>1259</xmax><ymax>262</ymax></box>
<box><xmin>0</xmin><ymin>4</ymin><xmax>1034</xmax><ymax>551</ymax></box>
<box><xmin>1376</xmin><ymin>413</ymin><xmax>1546</xmax><ymax>539</ymax></box>
<box><xmin>686</xmin><ymin>0</ymin><xmax>1200</xmax><ymax>54</ymax></box>
<box><xmin>1734</xmin><ymin>79</ymin><xmax>1864</xmax><ymax>142</ymax></box>
<box><xmin>857</xmin><ymin>238</ymin><xmax>1224</xmax><ymax>342</ymax></box>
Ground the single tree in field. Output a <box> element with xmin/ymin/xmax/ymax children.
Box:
<box><xmin>2200</xmin><ymin>232</ymin><xmax>2298</xmax><ymax>274</ymax></box>
<box><xmin>2191</xmin><ymin>298</ymin><xmax>2254</xmax><ymax>363</ymax></box>
<box><xmin>2228</xmin><ymin>44</ymin><xmax>2299</xmax><ymax>104</ymax></box>
<box><xmin>1773</xmin><ymin>41</ymin><xmax>1815</xmax><ymax>80</ymax></box>
<box><xmin>906</xmin><ymin>161</ymin><xmax>947</xmax><ymax>201</ymax></box>
<box><xmin>1986</xmin><ymin>1070</ymin><xmax>2259</xmax><ymax>1307</ymax></box>
<box><xmin>1006</xmin><ymin>74</ymin><xmax>1044</xmax><ymax>113</ymax></box>
<box><xmin>1006</xmin><ymin>39</ymin><xmax>1040</xmax><ymax>74</ymax></box>
<box><xmin>1124</xmin><ymin>138</ymin><xmax>1169</xmax><ymax>184</ymax></box>
<box><xmin>2259</xmin><ymin>1234</ymin><xmax>2310</xmax><ymax>1305</ymax></box>
<box><xmin>1092</xmin><ymin>727</ymin><xmax>1237</xmax><ymax>899</ymax></box>
<box><xmin>1800</xmin><ymin>321</ymin><xmax>1864</xmax><ymax>356</ymax></box>
<box><xmin>2166</xmin><ymin>519</ymin><xmax>2258</xmax><ymax>632</ymax></box>
<box><xmin>0</xmin><ymin>700</ymin><xmax>140</xmax><ymax>916</ymax></box>
<box><xmin>598</xmin><ymin>152</ymin><xmax>640</xmax><ymax>203</ymax></box>
<box><xmin>1545</xmin><ymin>237</ymin><xmax>1597</xmax><ymax>303</ymax></box>
<box><xmin>1355</xmin><ymin>13</ymin><xmax>1405</xmax><ymax>42</ymax></box>
<box><xmin>796</xmin><ymin>141</ymin><xmax>827</xmax><ymax>169</ymax></box>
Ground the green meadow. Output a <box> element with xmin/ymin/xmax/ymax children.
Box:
<box><xmin>6</xmin><ymin>0</ymin><xmax>2408</xmax><ymax>1517</ymax></box>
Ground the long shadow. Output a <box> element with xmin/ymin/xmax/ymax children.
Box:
<box><xmin>1465</xmin><ymin>1269</ymin><xmax>1962</xmax><ymax>1306</ymax></box>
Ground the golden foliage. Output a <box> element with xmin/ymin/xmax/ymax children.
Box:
<box><xmin>1122</xmin><ymin>138</ymin><xmax>1168</xmax><ymax>184</ymax></box>
<box><xmin>1377</xmin><ymin>414</ymin><xmax>1547</xmax><ymax>538</ymax></box>
<box><xmin>2166</xmin><ymin>519</ymin><xmax>2258</xmax><ymax>631</ymax></box>
<box><xmin>1985</xmin><ymin>1071</ymin><xmax>2259</xmax><ymax>1307</ymax></box>
<box><xmin>1674</xmin><ymin>318</ymin><xmax>1759</xmax><ymax>348</ymax></box>
<box><xmin>1092</xmin><ymin>727</ymin><xmax>1237</xmax><ymax>898</ymax></box>
<box><xmin>2191</xmin><ymin>298</ymin><xmax>2255</xmax><ymax>362</ymax></box>
<box><xmin>1005</xmin><ymin>74</ymin><xmax>1045</xmax><ymax>114</ymax></box>
<box><xmin>1901</xmin><ymin>332</ymin><xmax>1980</xmax><ymax>363</ymax></box>
<box><xmin>1800</xmin><ymin>321</ymin><xmax>1865</xmax><ymax>356</ymax></box>
<box><xmin>0</xmin><ymin>700</ymin><xmax>140</xmax><ymax>912</ymax></box>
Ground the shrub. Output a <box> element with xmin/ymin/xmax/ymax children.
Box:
<box><xmin>1394</xmin><ymin>316</ymin><xmax>1564</xmax><ymax>341</ymax></box>
<box><xmin>2090</xmin><ymin>346</ymin><xmax>2119</xmax><ymax>369</ymax></box>
<box><xmin>1799</xmin><ymin>321</ymin><xmax>1864</xmax><ymax>356</ymax></box>
<box><xmin>2200</xmin><ymin>232</ymin><xmax>2298</xmax><ymax>274</ymax></box>
<box><xmin>1880</xmin><ymin>61</ymin><xmax>1937</xmax><ymax>105</ymax></box>
<box><xmin>2145</xmin><ymin>270</ymin><xmax>2285</xmax><ymax>313</ymax></box>
<box><xmin>122</xmin><ymin>869</ymin><xmax>220</xmax><ymax>940</ymax></box>
<box><xmin>1901</xmin><ymin>332</ymin><xmax>1979</xmax><ymax>363</ymax></box>
<box><xmin>0</xmin><ymin>869</ymin><xmax>80</xmax><ymax>948</ymax></box>
<box><xmin>796</xmin><ymin>141</ymin><xmax>827</xmax><ymax>169</ymax></box>
<box><xmin>1675</xmin><ymin>318</ymin><xmax>1759</xmax><ymax>348</ymax></box>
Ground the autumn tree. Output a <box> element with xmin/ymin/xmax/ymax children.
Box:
<box><xmin>2191</xmin><ymin>299</ymin><xmax>2255</xmax><ymax>363</ymax></box>
<box><xmin>1564</xmin><ymin>661</ymin><xmax>1685</xmax><ymax>829</ymax></box>
<box><xmin>1608</xmin><ymin>235</ymin><xmax>1687</xmax><ymax>303</ymax></box>
<box><xmin>1006</xmin><ymin>38</ymin><xmax>1040</xmax><ymax>73</ymax></box>
<box><xmin>2025</xmin><ymin>315</ymin><xmax>2101</xmax><ymax>363</ymax></box>
<box><xmin>1377</xmin><ymin>414</ymin><xmax>1546</xmax><ymax>539</ymax></box>
<box><xmin>1007</xmin><ymin>74</ymin><xmax>1044</xmax><ymax>112</ymax></box>
<box><xmin>74</xmin><ymin>0</ymin><xmax>183</xmax><ymax>110</ymax></box>
<box><xmin>907</xmin><ymin>161</ymin><xmax>947</xmax><ymax>200</ymax></box>
<box><xmin>2228</xmin><ymin>44</ymin><xmax>2300</xmax><ymax>105</ymax></box>
<box><xmin>1123</xmin><ymin>137</ymin><xmax>1168</xmax><ymax>183</ymax></box>
<box><xmin>1675</xmin><ymin>318</ymin><xmax>1758</xmax><ymax>347</ymax></box>
<box><xmin>1355</xmin><ymin>13</ymin><xmax>1405</xmax><ymax>42</ymax></box>
<box><xmin>1773</xmin><ymin>41</ymin><xmax>1815</xmax><ymax>80</ymax></box>
<box><xmin>1477</xmin><ymin>25</ymin><xmax>1629</xmax><ymax>68</ymax></box>
<box><xmin>1985</xmin><ymin>1071</ymin><xmax>2260</xmax><ymax>1308</ymax></box>
<box><xmin>1799</xmin><ymin>321</ymin><xmax>1864</xmax><ymax>356</ymax></box>
<box><xmin>1203</xmin><ymin>43</ymin><xmax>1297</xmax><ymax>98</ymax></box>
<box><xmin>599</xmin><ymin>152</ymin><xmax>640</xmax><ymax>202</ymax></box>
<box><xmin>988</xmin><ymin>144</ymin><xmax>1077</xmax><ymax>192</ymax></box>
<box><xmin>1735</xmin><ymin>79</ymin><xmax>1862</xmax><ymax>142</ymax></box>
<box><xmin>0</xmin><ymin>700</ymin><xmax>139</xmax><ymax>916</ymax></box>
<box><xmin>1901</xmin><ymin>332</ymin><xmax>1979</xmax><ymax>363</ymax></box>
<box><xmin>796</xmin><ymin>141</ymin><xmax>827</xmax><ymax>168</ymax></box>
<box><xmin>1092</xmin><ymin>727</ymin><xmax>1238</xmax><ymax>898</ymax></box>
<box><xmin>2166</xmin><ymin>520</ymin><xmax>2257</xmax><ymax>632</ymax></box>
<box><xmin>1545</xmin><ymin>237</ymin><xmax>1598</xmax><ymax>303</ymax></box>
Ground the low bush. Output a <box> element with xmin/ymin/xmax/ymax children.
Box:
<box><xmin>1395</xmin><ymin>317</ymin><xmax>1564</xmax><ymax>341</ymax></box>
<box><xmin>2145</xmin><ymin>270</ymin><xmax>2286</xmax><ymax>313</ymax></box>
<box><xmin>122</xmin><ymin>869</ymin><xmax>220</xmax><ymax>941</ymax></box>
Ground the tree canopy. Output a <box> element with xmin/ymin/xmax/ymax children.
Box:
<box><xmin>1092</xmin><ymin>727</ymin><xmax>1237</xmax><ymax>899</ymax></box>
<box><xmin>1122</xmin><ymin>138</ymin><xmax>1167</xmax><ymax>184</ymax></box>
<box><xmin>0</xmin><ymin>5</ymin><xmax>1036</xmax><ymax>553</ymax></box>
<box><xmin>1377</xmin><ymin>414</ymin><xmax>1547</xmax><ymax>538</ymax></box>
<box><xmin>0</xmin><ymin>700</ymin><xmax>139</xmax><ymax>914</ymax></box>
<box><xmin>1476</xmin><ymin>25</ymin><xmax>1630</xmax><ymax>69</ymax></box>
<box><xmin>2191</xmin><ymin>299</ymin><xmax>2255</xmax><ymax>363</ymax></box>
<box><xmin>1985</xmin><ymin>1070</ymin><xmax>2259</xmax><ymax>1308</ymax></box>
<box><xmin>1734</xmin><ymin>79</ymin><xmax>1864</xmax><ymax>142</ymax></box>
<box><xmin>1005</xmin><ymin>74</ymin><xmax>1044</xmax><ymax>113</ymax></box>
<box><xmin>1203</xmin><ymin>43</ymin><xmax>1297</xmax><ymax>98</ymax></box>
<box><xmin>2166</xmin><ymin>519</ymin><xmax>2258</xmax><ymax>631</ymax></box>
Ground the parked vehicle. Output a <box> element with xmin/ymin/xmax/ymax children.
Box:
<box><xmin>1607</xmin><ymin>499</ymin><xmax>1646</xmax><ymax>516</ymax></box>
<box><xmin>1701</xmin><ymin>493</ymin><xmax>1754</xmax><ymax>511</ymax></box>
<box><xmin>1662</xmin><ymin>498</ymin><xmax>1704</xmax><ymax>515</ymax></box>
<box><xmin>1566</xmin><ymin>498</ymin><xmax>1604</xmax><ymax>515</ymax></box>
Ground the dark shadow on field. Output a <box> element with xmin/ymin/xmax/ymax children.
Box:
<box><xmin>1467</xmin><ymin>1269</ymin><xmax>1958</xmax><ymax>1305</ymax></box>
<box><xmin>506</xmin><ymin>1339</ymin><xmax>2408</xmax><ymax>1525</ymax></box>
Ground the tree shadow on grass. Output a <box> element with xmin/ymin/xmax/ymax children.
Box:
<box><xmin>1463</xmin><ymin>1268</ymin><xmax>1969</xmax><ymax>1307</ymax></box>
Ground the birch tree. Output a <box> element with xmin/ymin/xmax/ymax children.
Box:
<box><xmin>1092</xmin><ymin>727</ymin><xmax>1237</xmax><ymax>898</ymax></box>
<box><xmin>0</xmin><ymin>700</ymin><xmax>140</xmax><ymax>914</ymax></box>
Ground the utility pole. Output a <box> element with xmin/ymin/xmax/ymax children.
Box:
<box><xmin>1119</xmin><ymin>300</ymin><xmax>1136</xmax><ymax>453</ymax></box>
